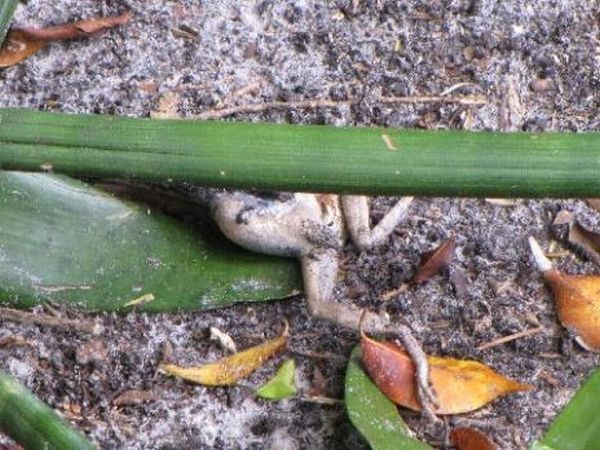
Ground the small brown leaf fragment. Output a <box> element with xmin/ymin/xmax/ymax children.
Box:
<box><xmin>361</xmin><ymin>333</ymin><xmax>531</xmax><ymax>414</ymax></box>
<box><xmin>76</xmin><ymin>340</ymin><xmax>108</xmax><ymax>365</ymax></box>
<box><xmin>0</xmin><ymin>335</ymin><xmax>30</xmax><ymax>349</ymax></box>
<box><xmin>0</xmin><ymin>30</ymin><xmax>45</xmax><ymax>67</ymax></box>
<box><xmin>15</xmin><ymin>12</ymin><xmax>132</xmax><ymax>41</ymax></box>
<box><xmin>113</xmin><ymin>389</ymin><xmax>155</xmax><ymax>406</ymax></box>
<box><xmin>450</xmin><ymin>427</ymin><xmax>498</xmax><ymax>450</ymax></box>
<box><xmin>0</xmin><ymin>12</ymin><xmax>131</xmax><ymax>68</ymax></box>
<box><xmin>160</xmin><ymin>324</ymin><xmax>287</xmax><ymax>386</ymax></box>
<box><xmin>529</xmin><ymin>237</ymin><xmax>600</xmax><ymax>352</ymax></box>
<box><xmin>412</xmin><ymin>237</ymin><xmax>455</xmax><ymax>284</ymax></box>
<box><xmin>553</xmin><ymin>211</ymin><xmax>600</xmax><ymax>266</ymax></box>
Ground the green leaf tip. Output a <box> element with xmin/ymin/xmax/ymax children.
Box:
<box><xmin>344</xmin><ymin>347</ymin><xmax>433</xmax><ymax>450</ymax></box>
<box><xmin>256</xmin><ymin>359</ymin><xmax>297</xmax><ymax>400</ymax></box>
<box><xmin>537</xmin><ymin>368</ymin><xmax>600</xmax><ymax>450</ymax></box>
<box><xmin>0</xmin><ymin>171</ymin><xmax>301</xmax><ymax>312</ymax></box>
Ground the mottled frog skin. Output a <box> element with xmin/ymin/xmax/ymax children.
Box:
<box><xmin>210</xmin><ymin>190</ymin><xmax>413</xmax><ymax>332</ymax></box>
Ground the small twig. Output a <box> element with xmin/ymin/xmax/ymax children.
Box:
<box><xmin>300</xmin><ymin>395</ymin><xmax>343</xmax><ymax>405</ymax></box>
<box><xmin>196</xmin><ymin>99</ymin><xmax>353</xmax><ymax>119</ymax></box>
<box><xmin>380</xmin><ymin>94</ymin><xmax>487</xmax><ymax>106</ymax></box>
<box><xmin>195</xmin><ymin>94</ymin><xmax>487</xmax><ymax>119</ymax></box>
<box><xmin>380</xmin><ymin>283</ymin><xmax>409</xmax><ymax>301</ymax></box>
<box><xmin>439</xmin><ymin>82</ymin><xmax>483</xmax><ymax>96</ymax></box>
<box><xmin>476</xmin><ymin>326</ymin><xmax>544</xmax><ymax>351</ymax></box>
<box><xmin>289</xmin><ymin>348</ymin><xmax>346</xmax><ymax>361</ymax></box>
<box><xmin>0</xmin><ymin>307</ymin><xmax>101</xmax><ymax>334</ymax></box>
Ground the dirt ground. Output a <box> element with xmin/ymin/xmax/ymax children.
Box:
<box><xmin>1</xmin><ymin>1</ymin><xmax>599</xmax><ymax>449</ymax></box>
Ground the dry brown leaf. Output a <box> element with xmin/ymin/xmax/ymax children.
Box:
<box><xmin>553</xmin><ymin>211</ymin><xmax>600</xmax><ymax>266</ymax></box>
<box><xmin>450</xmin><ymin>427</ymin><xmax>498</xmax><ymax>450</ymax></box>
<box><xmin>586</xmin><ymin>199</ymin><xmax>600</xmax><ymax>213</ymax></box>
<box><xmin>0</xmin><ymin>30</ymin><xmax>45</xmax><ymax>67</ymax></box>
<box><xmin>0</xmin><ymin>12</ymin><xmax>131</xmax><ymax>67</ymax></box>
<box><xmin>361</xmin><ymin>333</ymin><xmax>532</xmax><ymax>414</ymax></box>
<box><xmin>160</xmin><ymin>324</ymin><xmax>287</xmax><ymax>386</ymax></box>
<box><xmin>530</xmin><ymin>237</ymin><xmax>600</xmax><ymax>352</ymax></box>
<box><xmin>412</xmin><ymin>237</ymin><xmax>455</xmax><ymax>284</ymax></box>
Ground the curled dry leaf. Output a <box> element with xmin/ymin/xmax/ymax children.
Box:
<box><xmin>361</xmin><ymin>333</ymin><xmax>532</xmax><ymax>414</ymax></box>
<box><xmin>160</xmin><ymin>323</ymin><xmax>287</xmax><ymax>386</ymax></box>
<box><xmin>450</xmin><ymin>427</ymin><xmax>498</xmax><ymax>450</ymax></box>
<box><xmin>553</xmin><ymin>211</ymin><xmax>600</xmax><ymax>266</ymax></box>
<box><xmin>0</xmin><ymin>12</ymin><xmax>131</xmax><ymax>67</ymax></box>
<box><xmin>529</xmin><ymin>237</ymin><xmax>600</xmax><ymax>352</ymax></box>
<box><xmin>412</xmin><ymin>237</ymin><xmax>455</xmax><ymax>284</ymax></box>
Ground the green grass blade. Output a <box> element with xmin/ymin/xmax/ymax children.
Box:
<box><xmin>0</xmin><ymin>371</ymin><xmax>96</xmax><ymax>450</ymax></box>
<box><xmin>535</xmin><ymin>369</ymin><xmax>600</xmax><ymax>450</ymax></box>
<box><xmin>345</xmin><ymin>347</ymin><xmax>433</xmax><ymax>450</ymax></box>
<box><xmin>0</xmin><ymin>171</ymin><xmax>301</xmax><ymax>311</ymax></box>
<box><xmin>0</xmin><ymin>108</ymin><xmax>599</xmax><ymax>198</ymax></box>
<box><xmin>0</xmin><ymin>0</ymin><xmax>18</xmax><ymax>46</ymax></box>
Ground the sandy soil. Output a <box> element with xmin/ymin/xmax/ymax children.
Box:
<box><xmin>1</xmin><ymin>1</ymin><xmax>599</xmax><ymax>449</ymax></box>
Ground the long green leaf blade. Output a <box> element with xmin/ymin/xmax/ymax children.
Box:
<box><xmin>536</xmin><ymin>369</ymin><xmax>600</xmax><ymax>450</ymax></box>
<box><xmin>0</xmin><ymin>171</ymin><xmax>301</xmax><ymax>311</ymax></box>
<box><xmin>345</xmin><ymin>347</ymin><xmax>433</xmax><ymax>450</ymax></box>
<box><xmin>0</xmin><ymin>108</ymin><xmax>599</xmax><ymax>198</ymax></box>
<box><xmin>0</xmin><ymin>371</ymin><xmax>96</xmax><ymax>450</ymax></box>
<box><xmin>0</xmin><ymin>0</ymin><xmax>18</xmax><ymax>46</ymax></box>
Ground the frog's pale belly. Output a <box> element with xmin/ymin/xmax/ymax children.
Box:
<box><xmin>211</xmin><ymin>191</ymin><xmax>345</xmax><ymax>258</ymax></box>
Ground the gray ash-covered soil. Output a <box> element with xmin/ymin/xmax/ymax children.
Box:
<box><xmin>1</xmin><ymin>1</ymin><xmax>599</xmax><ymax>449</ymax></box>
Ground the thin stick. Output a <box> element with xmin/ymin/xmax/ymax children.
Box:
<box><xmin>300</xmin><ymin>395</ymin><xmax>343</xmax><ymax>405</ymax></box>
<box><xmin>195</xmin><ymin>94</ymin><xmax>487</xmax><ymax>119</ymax></box>
<box><xmin>476</xmin><ymin>326</ymin><xmax>544</xmax><ymax>351</ymax></box>
<box><xmin>0</xmin><ymin>307</ymin><xmax>101</xmax><ymax>334</ymax></box>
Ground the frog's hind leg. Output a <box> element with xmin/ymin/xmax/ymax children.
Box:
<box><xmin>341</xmin><ymin>194</ymin><xmax>439</xmax><ymax>421</ymax></box>
<box><xmin>299</xmin><ymin>249</ymin><xmax>388</xmax><ymax>332</ymax></box>
<box><xmin>342</xmin><ymin>195</ymin><xmax>413</xmax><ymax>250</ymax></box>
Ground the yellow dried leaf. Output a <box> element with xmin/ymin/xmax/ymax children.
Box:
<box><xmin>361</xmin><ymin>334</ymin><xmax>532</xmax><ymax>414</ymax></box>
<box><xmin>530</xmin><ymin>237</ymin><xmax>600</xmax><ymax>352</ymax></box>
<box><xmin>160</xmin><ymin>324</ymin><xmax>287</xmax><ymax>386</ymax></box>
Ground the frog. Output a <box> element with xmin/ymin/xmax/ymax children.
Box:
<box><xmin>210</xmin><ymin>190</ymin><xmax>438</xmax><ymax>418</ymax></box>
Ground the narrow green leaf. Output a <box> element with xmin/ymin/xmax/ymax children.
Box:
<box><xmin>0</xmin><ymin>108</ymin><xmax>599</xmax><ymax>198</ymax></box>
<box><xmin>0</xmin><ymin>171</ymin><xmax>302</xmax><ymax>311</ymax></box>
<box><xmin>530</xmin><ymin>441</ymin><xmax>556</xmax><ymax>450</ymax></box>
<box><xmin>345</xmin><ymin>347</ymin><xmax>433</xmax><ymax>450</ymax></box>
<box><xmin>535</xmin><ymin>369</ymin><xmax>600</xmax><ymax>450</ymax></box>
<box><xmin>0</xmin><ymin>0</ymin><xmax>19</xmax><ymax>47</ymax></box>
<box><xmin>0</xmin><ymin>371</ymin><xmax>96</xmax><ymax>450</ymax></box>
<box><xmin>256</xmin><ymin>359</ymin><xmax>297</xmax><ymax>400</ymax></box>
